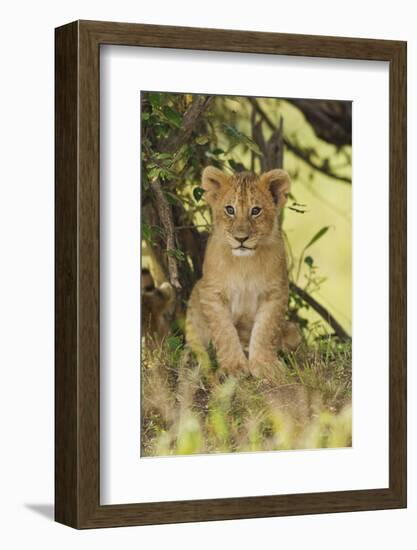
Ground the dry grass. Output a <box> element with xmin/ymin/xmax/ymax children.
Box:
<box><xmin>141</xmin><ymin>336</ymin><xmax>352</xmax><ymax>457</ymax></box>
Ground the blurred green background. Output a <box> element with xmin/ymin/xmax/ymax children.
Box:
<box><xmin>267</xmin><ymin>99</ymin><xmax>352</xmax><ymax>334</ymax></box>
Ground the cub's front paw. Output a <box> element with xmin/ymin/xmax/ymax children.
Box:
<box><xmin>249</xmin><ymin>354</ymin><xmax>286</xmax><ymax>383</ymax></box>
<box><xmin>219</xmin><ymin>354</ymin><xmax>249</xmax><ymax>376</ymax></box>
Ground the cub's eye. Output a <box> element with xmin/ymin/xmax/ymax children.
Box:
<box><xmin>251</xmin><ymin>207</ymin><xmax>262</xmax><ymax>217</ymax></box>
<box><xmin>225</xmin><ymin>205</ymin><xmax>235</xmax><ymax>216</ymax></box>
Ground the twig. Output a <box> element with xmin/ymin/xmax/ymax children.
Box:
<box><xmin>290</xmin><ymin>282</ymin><xmax>351</xmax><ymax>341</ymax></box>
<box><xmin>284</xmin><ymin>139</ymin><xmax>351</xmax><ymax>184</ymax></box>
<box><xmin>174</xmin><ymin>224</ymin><xmax>212</xmax><ymax>230</ymax></box>
<box><xmin>249</xmin><ymin>98</ymin><xmax>352</xmax><ymax>184</ymax></box>
<box><xmin>250</xmin><ymin>103</ymin><xmax>256</xmax><ymax>172</ymax></box>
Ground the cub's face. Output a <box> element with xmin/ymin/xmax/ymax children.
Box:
<box><xmin>141</xmin><ymin>268</ymin><xmax>175</xmax><ymax>339</ymax></box>
<box><xmin>202</xmin><ymin>167</ymin><xmax>291</xmax><ymax>257</ymax></box>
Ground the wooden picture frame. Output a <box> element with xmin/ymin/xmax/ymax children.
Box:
<box><xmin>55</xmin><ymin>20</ymin><xmax>407</xmax><ymax>529</ymax></box>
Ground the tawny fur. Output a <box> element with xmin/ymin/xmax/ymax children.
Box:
<box><xmin>186</xmin><ymin>167</ymin><xmax>301</xmax><ymax>379</ymax></box>
<box><xmin>142</xmin><ymin>268</ymin><xmax>175</xmax><ymax>344</ymax></box>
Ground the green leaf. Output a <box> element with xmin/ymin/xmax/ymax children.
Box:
<box><xmin>222</xmin><ymin>124</ymin><xmax>241</xmax><ymax>141</ymax></box>
<box><xmin>154</xmin><ymin>123</ymin><xmax>170</xmax><ymax>139</ymax></box>
<box><xmin>288</xmin><ymin>206</ymin><xmax>307</xmax><ymax>214</ymax></box>
<box><xmin>147</xmin><ymin>166</ymin><xmax>161</xmax><ymax>181</ymax></box>
<box><xmin>241</xmin><ymin>136</ymin><xmax>263</xmax><ymax>156</ymax></box>
<box><xmin>228</xmin><ymin>159</ymin><xmax>240</xmax><ymax>171</ymax></box>
<box><xmin>212</xmin><ymin>148</ymin><xmax>224</xmax><ymax>156</ymax></box>
<box><xmin>211</xmin><ymin>159</ymin><xmax>223</xmax><ymax>169</ymax></box>
<box><xmin>141</xmin><ymin>221</ymin><xmax>152</xmax><ymax>243</ymax></box>
<box><xmin>149</xmin><ymin>92</ymin><xmax>163</xmax><ymax>109</ymax></box>
<box><xmin>158</xmin><ymin>167</ymin><xmax>177</xmax><ymax>181</ymax></box>
<box><xmin>222</xmin><ymin>124</ymin><xmax>263</xmax><ymax>156</ymax></box>
<box><xmin>195</xmin><ymin>135</ymin><xmax>210</xmax><ymax>145</ymax></box>
<box><xmin>305</xmin><ymin>226</ymin><xmax>330</xmax><ymax>250</ymax></box>
<box><xmin>226</xmin><ymin>159</ymin><xmax>245</xmax><ymax>172</ymax></box>
<box><xmin>162</xmin><ymin>105</ymin><xmax>182</xmax><ymax>128</ymax></box>
<box><xmin>167</xmin><ymin>248</ymin><xmax>185</xmax><ymax>261</ymax></box>
<box><xmin>304</xmin><ymin>255</ymin><xmax>314</xmax><ymax>268</ymax></box>
<box><xmin>193</xmin><ymin>186</ymin><xmax>205</xmax><ymax>202</ymax></box>
<box><xmin>141</xmin><ymin>222</ymin><xmax>163</xmax><ymax>244</ymax></box>
<box><xmin>141</xmin><ymin>112</ymin><xmax>150</xmax><ymax>121</ymax></box>
<box><xmin>155</xmin><ymin>152</ymin><xmax>173</xmax><ymax>160</ymax></box>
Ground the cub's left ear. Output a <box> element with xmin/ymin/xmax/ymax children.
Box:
<box><xmin>260</xmin><ymin>169</ymin><xmax>291</xmax><ymax>208</ymax></box>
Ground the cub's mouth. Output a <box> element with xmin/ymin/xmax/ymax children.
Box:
<box><xmin>232</xmin><ymin>245</ymin><xmax>256</xmax><ymax>257</ymax></box>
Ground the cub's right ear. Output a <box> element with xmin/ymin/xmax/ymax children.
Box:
<box><xmin>201</xmin><ymin>166</ymin><xmax>228</xmax><ymax>205</ymax></box>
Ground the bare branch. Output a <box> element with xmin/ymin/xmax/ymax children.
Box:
<box><xmin>150</xmin><ymin>179</ymin><xmax>182</xmax><ymax>290</ymax></box>
<box><xmin>249</xmin><ymin>98</ymin><xmax>351</xmax><ymax>184</ymax></box>
<box><xmin>290</xmin><ymin>282</ymin><xmax>351</xmax><ymax>341</ymax></box>
<box><xmin>285</xmin><ymin>98</ymin><xmax>351</xmax><ymax>147</ymax></box>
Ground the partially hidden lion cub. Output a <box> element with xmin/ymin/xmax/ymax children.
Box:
<box><xmin>186</xmin><ymin>166</ymin><xmax>301</xmax><ymax>380</ymax></box>
<box><xmin>142</xmin><ymin>268</ymin><xmax>175</xmax><ymax>344</ymax></box>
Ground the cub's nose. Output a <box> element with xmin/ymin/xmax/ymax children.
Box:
<box><xmin>236</xmin><ymin>236</ymin><xmax>249</xmax><ymax>245</ymax></box>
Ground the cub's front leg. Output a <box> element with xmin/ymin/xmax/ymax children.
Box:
<box><xmin>200</xmin><ymin>290</ymin><xmax>249</xmax><ymax>375</ymax></box>
<box><xmin>249</xmin><ymin>294</ymin><xmax>287</xmax><ymax>381</ymax></box>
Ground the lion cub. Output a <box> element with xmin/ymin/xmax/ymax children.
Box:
<box><xmin>142</xmin><ymin>268</ymin><xmax>175</xmax><ymax>344</ymax></box>
<box><xmin>186</xmin><ymin>167</ymin><xmax>300</xmax><ymax>379</ymax></box>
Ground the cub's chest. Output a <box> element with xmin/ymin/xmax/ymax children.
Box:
<box><xmin>224</xmin><ymin>279</ymin><xmax>264</xmax><ymax>322</ymax></box>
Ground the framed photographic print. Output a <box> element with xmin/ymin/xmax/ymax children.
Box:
<box><xmin>55</xmin><ymin>20</ymin><xmax>407</xmax><ymax>528</ymax></box>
